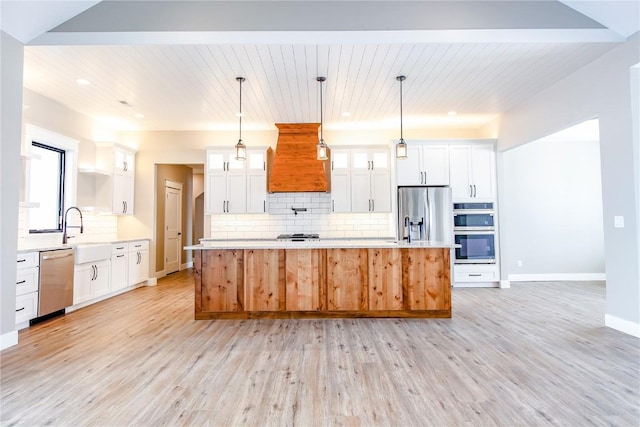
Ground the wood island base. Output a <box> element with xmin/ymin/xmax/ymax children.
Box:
<box><xmin>193</xmin><ymin>247</ymin><xmax>451</xmax><ymax>319</ymax></box>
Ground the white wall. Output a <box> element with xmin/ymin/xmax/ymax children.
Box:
<box><xmin>0</xmin><ymin>31</ymin><xmax>23</xmax><ymax>349</ymax></box>
<box><xmin>497</xmin><ymin>33</ymin><xmax>640</xmax><ymax>335</ymax></box>
<box><xmin>501</xmin><ymin>128</ymin><xmax>604</xmax><ymax>279</ymax></box>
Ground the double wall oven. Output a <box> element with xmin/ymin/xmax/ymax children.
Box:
<box><xmin>453</xmin><ymin>202</ymin><xmax>496</xmax><ymax>264</ymax></box>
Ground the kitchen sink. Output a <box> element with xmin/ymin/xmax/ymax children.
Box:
<box><xmin>74</xmin><ymin>243</ymin><xmax>112</xmax><ymax>264</ymax></box>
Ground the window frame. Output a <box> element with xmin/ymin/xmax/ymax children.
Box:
<box><xmin>28</xmin><ymin>142</ymin><xmax>67</xmax><ymax>233</ymax></box>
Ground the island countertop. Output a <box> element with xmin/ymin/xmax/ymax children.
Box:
<box><xmin>185</xmin><ymin>238</ymin><xmax>457</xmax><ymax>250</ymax></box>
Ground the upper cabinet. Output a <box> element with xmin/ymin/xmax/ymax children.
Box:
<box><xmin>205</xmin><ymin>147</ymin><xmax>267</xmax><ymax>214</ymax></box>
<box><xmin>330</xmin><ymin>147</ymin><xmax>392</xmax><ymax>214</ymax></box>
<box><xmin>449</xmin><ymin>143</ymin><xmax>496</xmax><ymax>201</ymax></box>
<box><xmin>396</xmin><ymin>144</ymin><xmax>449</xmax><ymax>186</ymax></box>
<box><xmin>78</xmin><ymin>143</ymin><xmax>136</xmax><ymax>215</ymax></box>
<box><xmin>330</xmin><ymin>149</ymin><xmax>351</xmax><ymax>213</ymax></box>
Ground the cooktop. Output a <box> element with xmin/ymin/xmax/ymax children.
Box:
<box><xmin>276</xmin><ymin>233</ymin><xmax>320</xmax><ymax>241</ymax></box>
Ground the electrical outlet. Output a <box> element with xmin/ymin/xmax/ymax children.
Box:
<box><xmin>517</xmin><ymin>260</ymin><xmax>523</xmax><ymax>267</ymax></box>
<box><xmin>614</xmin><ymin>216</ymin><xmax>624</xmax><ymax>228</ymax></box>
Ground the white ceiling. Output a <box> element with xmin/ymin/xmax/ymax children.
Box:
<box><xmin>4</xmin><ymin>1</ymin><xmax>640</xmax><ymax>133</ymax></box>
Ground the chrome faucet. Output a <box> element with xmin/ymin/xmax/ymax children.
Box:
<box><xmin>404</xmin><ymin>215</ymin><xmax>411</xmax><ymax>243</ymax></box>
<box><xmin>62</xmin><ymin>206</ymin><xmax>84</xmax><ymax>244</ymax></box>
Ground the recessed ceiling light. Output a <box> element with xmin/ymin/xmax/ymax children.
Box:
<box><xmin>342</xmin><ymin>112</ymin><xmax>351</xmax><ymax>117</ymax></box>
<box><xmin>134</xmin><ymin>113</ymin><xmax>144</xmax><ymax>119</ymax></box>
<box><xmin>76</xmin><ymin>79</ymin><xmax>91</xmax><ymax>86</ymax></box>
<box><xmin>448</xmin><ymin>111</ymin><xmax>457</xmax><ymax>116</ymax></box>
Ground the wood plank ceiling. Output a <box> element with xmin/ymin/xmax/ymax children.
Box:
<box><xmin>23</xmin><ymin>41</ymin><xmax>616</xmax><ymax>132</ymax></box>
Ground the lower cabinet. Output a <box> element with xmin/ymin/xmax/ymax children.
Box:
<box><xmin>128</xmin><ymin>240</ymin><xmax>149</xmax><ymax>286</ymax></box>
<box><xmin>111</xmin><ymin>243</ymin><xmax>129</xmax><ymax>292</ymax></box>
<box><xmin>16</xmin><ymin>252</ymin><xmax>39</xmax><ymax>327</ymax></box>
<box><xmin>73</xmin><ymin>260</ymin><xmax>111</xmax><ymax>305</ymax></box>
<box><xmin>453</xmin><ymin>264</ymin><xmax>499</xmax><ymax>285</ymax></box>
<box><xmin>194</xmin><ymin>247</ymin><xmax>451</xmax><ymax>318</ymax></box>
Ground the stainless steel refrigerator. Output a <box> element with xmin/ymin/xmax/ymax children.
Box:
<box><xmin>397</xmin><ymin>186</ymin><xmax>453</xmax><ymax>243</ymax></box>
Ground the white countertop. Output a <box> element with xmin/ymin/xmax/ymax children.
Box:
<box><xmin>186</xmin><ymin>239</ymin><xmax>457</xmax><ymax>250</ymax></box>
<box><xmin>17</xmin><ymin>238</ymin><xmax>150</xmax><ymax>253</ymax></box>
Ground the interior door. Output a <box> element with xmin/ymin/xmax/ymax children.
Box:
<box><xmin>164</xmin><ymin>181</ymin><xmax>182</xmax><ymax>275</ymax></box>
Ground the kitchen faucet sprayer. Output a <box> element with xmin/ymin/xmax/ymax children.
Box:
<box><xmin>62</xmin><ymin>206</ymin><xmax>84</xmax><ymax>244</ymax></box>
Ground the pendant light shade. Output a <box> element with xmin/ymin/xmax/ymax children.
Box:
<box><xmin>316</xmin><ymin>76</ymin><xmax>329</xmax><ymax>161</ymax></box>
<box><xmin>396</xmin><ymin>75</ymin><xmax>408</xmax><ymax>160</ymax></box>
<box><xmin>235</xmin><ymin>77</ymin><xmax>246</xmax><ymax>161</ymax></box>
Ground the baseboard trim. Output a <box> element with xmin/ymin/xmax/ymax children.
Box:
<box><xmin>181</xmin><ymin>261</ymin><xmax>193</xmax><ymax>270</ymax></box>
<box><xmin>499</xmin><ymin>280</ymin><xmax>511</xmax><ymax>289</ymax></box>
<box><xmin>605</xmin><ymin>314</ymin><xmax>640</xmax><ymax>338</ymax></box>
<box><xmin>146</xmin><ymin>277</ymin><xmax>158</xmax><ymax>286</ymax></box>
<box><xmin>1</xmin><ymin>330</ymin><xmax>18</xmax><ymax>351</ymax></box>
<box><xmin>452</xmin><ymin>282</ymin><xmax>500</xmax><ymax>288</ymax></box>
<box><xmin>508</xmin><ymin>273</ymin><xmax>606</xmax><ymax>282</ymax></box>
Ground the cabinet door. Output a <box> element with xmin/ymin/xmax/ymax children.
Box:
<box><xmin>114</xmin><ymin>148</ymin><xmax>135</xmax><ymax>175</ymax></box>
<box><xmin>422</xmin><ymin>145</ymin><xmax>450</xmax><ymax>185</ymax></box>
<box><xmin>111</xmin><ymin>253</ymin><xmax>128</xmax><ymax>291</ymax></box>
<box><xmin>246</xmin><ymin>150</ymin><xmax>266</xmax><ymax>213</ymax></box>
<box><xmin>112</xmin><ymin>173</ymin><xmax>134</xmax><ymax>215</ymax></box>
<box><xmin>371</xmin><ymin>170</ymin><xmax>392</xmax><ymax>212</ymax></box>
<box><xmin>15</xmin><ymin>292</ymin><xmax>38</xmax><ymax>324</ymax></box>
<box><xmin>449</xmin><ymin>146</ymin><xmax>472</xmax><ymax>200</ymax></box>
<box><xmin>206</xmin><ymin>173</ymin><xmax>227</xmax><ymax>214</ymax></box>
<box><xmin>470</xmin><ymin>145</ymin><xmax>496</xmax><ymax>199</ymax></box>
<box><xmin>226</xmin><ymin>173</ymin><xmax>247</xmax><ymax>213</ymax></box>
<box><xmin>331</xmin><ymin>172</ymin><xmax>351</xmax><ymax>213</ymax></box>
<box><xmin>73</xmin><ymin>265</ymin><xmax>93</xmax><ymax>304</ymax></box>
<box><xmin>350</xmin><ymin>171</ymin><xmax>372</xmax><ymax>213</ymax></box>
<box><xmin>396</xmin><ymin>145</ymin><xmax>422</xmax><ymax>185</ymax></box>
<box><xmin>92</xmin><ymin>261</ymin><xmax>111</xmax><ymax>297</ymax></box>
<box><xmin>128</xmin><ymin>250</ymin><xmax>148</xmax><ymax>285</ymax></box>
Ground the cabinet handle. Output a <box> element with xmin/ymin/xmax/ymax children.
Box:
<box><xmin>116</xmin><ymin>254</ymin><xmax>125</xmax><ymax>258</ymax></box>
<box><xmin>263</xmin><ymin>200</ymin><xmax>266</xmax><ymax>213</ymax></box>
<box><xmin>17</xmin><ymin>280</ymin><xmax>26</xmax><ymax>285</ymax></box>
<box><xmin>469</xmin><ymin>273</ymin><xmax>482</xmax><ymax>277</ymax></box>
<box><xmin>331</xmin><ymin>161</ymin><xmax>334</xmax><ymax>171</ymax></box>
<box><xmin>473</xmin><ymin>185</ymin><xmax>477</xmax><ymax>198</ymax></box>
<box><xmin>95</xmin><ymin>265</ymin><xmax>98</xmax><ymax>280</ymax></box>
<box><xmin>42</xmin><ymin>252</ymin><xmax>72</xmax><ymax>260</ymax></box>
<box><xmin>332</xmin><ymin>200</ymin><xmax>335</xmax><ymax>212</ymax></box>
<box><xmin>469</xmin><ymin>185</ymin><xmax>473</xmax><ymax>197</ymax></box>
<box><xmin>17</xmin><ymin>259</ymin><xmax>26</xmax><ymax>263</ymax></box>
<box><xmin>16</xmin><ymin>307</ymin><xmax>25</xmax><ymax>312</ymax></box>
<box><xmin>372</xmin><ymin>200</ymin><xmax>375</xmax><ymax>211</ymax></box>
<box><xmin>138</xmin><ymin>252</ymin><xmax>141</xmax><ymax>265</ymax></box>
<box><xmin>116</xmin><ymin>246</ymin><xmax>125</xmax><ymax>250</ymax></box>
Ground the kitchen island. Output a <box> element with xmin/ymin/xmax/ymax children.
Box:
<box><xmin>185</xmin><ymin>239</ymin><xmax>454</xmax><ymax>319</ymax></box>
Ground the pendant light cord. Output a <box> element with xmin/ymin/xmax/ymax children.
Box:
<box><xmin>399</xmin><ymin>76</ymin><xmax>404</xmax><ymax>140</ymax></box>
<box><xmin>238</xmin><ymin>77</ymin><xmax>243</xmax><ymax>141</ymax></box>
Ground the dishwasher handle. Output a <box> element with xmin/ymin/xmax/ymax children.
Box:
<box><xmin>42</xmin><ymin>252</ymin><xmax>73</xmax><ymax>260</ymax></box>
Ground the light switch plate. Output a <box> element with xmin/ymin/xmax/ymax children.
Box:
<box><xmin>614</xmin><ymin>216</ymin><xmax>624</xmax><ymax>228</ymax></box>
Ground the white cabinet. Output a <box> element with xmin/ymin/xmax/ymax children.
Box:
<box><xmin>128</xmin><ymin>240</ymin><xmax>149</xmax><ymax>286</ymax></box>
<box><xmin>453</xmin><ymin>264</ymin><xmax>499</xmax><ymax>285</ymax></box>
<box><xmin>330</xmin><ymin>149</ymin><xmax>351</xmax><ymax>213</ymax></box>
<box><xmin>73</xmin><ymin>260</ymin><xmax>110</xmax><ymax>305</ymax></box>
<box><xmin>350</xmin><ymin>148</ymin><xmax>392</xmax><ymax>213</ymax></box>
<box><xmin>246</xmin><ymin>150</ymin><xmax>267</xmax><ymax>213</ymax></box>
<box><xmin>205</xmin><ymin>148</ymin><xmax>267</xmax><ymax>214</ymax></box>
<box><xmin>110</xmin><ymin>243</ymin><xmax>129</xmax><ymax>292</ymax></box>
<box><xmin>84</xmin><ymin>143</ymin><xmax>136</xmax><ymax>215</ymax></box>
<box><xmin>16</xmin><ymin>252</ymin><xmax>39</xmax><ymax>326</ymax></box>
<box><xmin>205</xmin><ymin>149</ymin><xmax>247</xmax><ymax>214</ymax></box>
<box><xmin>449</xmin><ymin>144</ymin><xmax>496</xmax><ymax>201</ymax></box>
<box><xmin>396</xmin><ymin>144</ymin><xmax>449</xmax><ymax>186</ymax></box>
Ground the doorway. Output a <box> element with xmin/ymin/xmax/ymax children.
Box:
<box><xmin>164</xmin><ymin>180</ymin><xmax>182</xmax><ymax>275</ymax></box>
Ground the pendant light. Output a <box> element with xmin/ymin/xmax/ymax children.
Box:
<box><xmin>396</xmin><ymin>75</ymin><xmax>408</xmax><ymax>159</ymax></box>
<box><xmin>316</xmin><ymin>76</ymin><xmax>328</xmax><ymax>160</ymax></box>
<box><xmin>234</xmin><ymin>77</ymin><xmax>247</xmax><ymax>161</ymax></box>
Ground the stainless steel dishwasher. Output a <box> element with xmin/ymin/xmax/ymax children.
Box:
<box><xmin>39</xmin><ymin>248</ymin><xmax>74</xmax><ymax>317</ymax></box>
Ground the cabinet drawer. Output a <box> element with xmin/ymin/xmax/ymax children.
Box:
<box><xmin>455</xmin><ymin>270</ymin><xmax>498</xmax><ymax>282</ymax></box>
<box><xmin>16</xmin><ymin>267</ymin><xmax>39</xmax><ymax>296</ymax></box>
<box><xmin>16</xmin><ymin>292</ymin><xmax>38</xmax><ymax>324</ymax></box>
<box><xmin>112</xmin><ymin>243</ymin><xmax>128</xmax><ymax>255</ymax></box>
<box><xmin>128</xmin><ymin>240</ymin><xmax>149</xmax><ymax>252</ymax></box>
<box><xmin>16</xmin><ymin>252</ymin><xmax>39</xmax><ymax>269</ymax></box>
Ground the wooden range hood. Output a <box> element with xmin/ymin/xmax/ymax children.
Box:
<box><xmin>267</xmin><ymin>123</ymin><xmax>331</xmax><ymax>193</ymax></box>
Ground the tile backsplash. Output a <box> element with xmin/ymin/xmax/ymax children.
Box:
<box><xmin>18</xmin><ymin>207</ymin><xmax>118</xmax><ymax>248</ymax></box>
<box><xmin>209</xmin><ymin>192</ymin><xmax>395</xmax><ymax>239</ymax></box>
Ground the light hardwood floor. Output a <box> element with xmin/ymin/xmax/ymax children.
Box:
<box><xmin>1</xmin><ymin>270</ymin><xmax>638</xmax><ymax>426</ymax></box>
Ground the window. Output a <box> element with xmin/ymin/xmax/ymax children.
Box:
<box><xmin>29</xmin><ymin>142</ymin><xmax>66</xmax><ymax>233</ymax></box>
<box><xmin>24</xmin><ymin>124</ymin><xmax>78</xmax><ymax>235</ymax></box>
